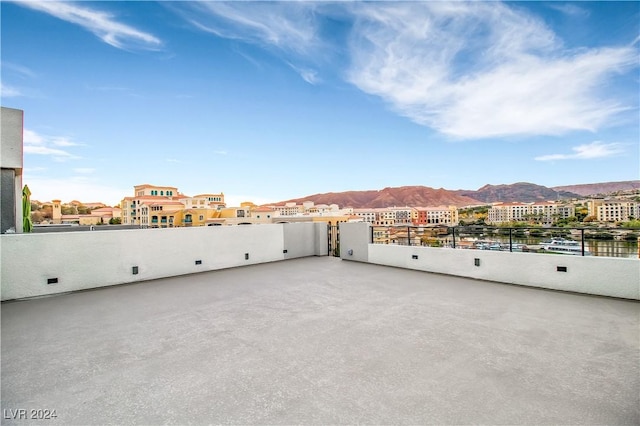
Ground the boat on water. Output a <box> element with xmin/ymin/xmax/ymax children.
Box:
<box><xmin>541</xmin><ymin>239</ymin><xmax>590</xmax><ymax>256</ymax></box>
<box><xmin>472</xmin><ymin>241</ymin><xmax>528</xmax><ymax>252</ymax></box>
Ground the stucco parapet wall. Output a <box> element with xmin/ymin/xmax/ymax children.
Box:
<box><xmin>1</xmin><ymin>107</ymin><xmax>23</xmax><ymax>169</ymax></box>
<box><xmin>1</xmin><ymin>222</ymin><xmax>327</xmax><ymax>301</ymax></box>
<box><xmin>366</xmin><ymin>244</ymin><xmax>640</xmax><ymax>300</ymax></box>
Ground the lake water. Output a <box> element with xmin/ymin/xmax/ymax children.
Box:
<box><xmin>455</xmin><ymin>236</ymin><xmax>638</xmax><ymax>258</ymax></box>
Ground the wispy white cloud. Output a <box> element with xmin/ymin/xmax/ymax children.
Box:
<box><xmin>173</xmin><ymin>2</ymin><xmax>636</xmax><ymax>140</ymax></box>
<box><xmin>51</xmin><ymin>137</ymin><xmax>83</xmax><ymax>147</ymax></box>
<box><xmin>73</xmin><ymin>168</ymin><xmax>95</xmax><ymax>174</ymax></box>
<box><xmin>171</xmin><ymin>2</ymin><xmax>325</xmax><ymax>83</ymax></box>
<box><xmin>0</xmin><ymin>82</ymin><xmax>22</xmax><ymax>97</ymax></box>
<box><xmin>23</xmin><ymin>129</ymin><xmax>82</xmax><ymax>161</ymax></box>
<box><xmin>287</xmin><ymin>62</ymin><xmax>320</xmax><ymax>85</ymax></box>
<box><xmin>23</xmin><ymin>129</ymin><xmax>46</xmax><ymax>146</ymax></box>
<box><xmin>13</xmin><ymin>0</ymin><xmax>161</xmax><ymax>50</ymax></box>
<box><xmin>213</xmin><ymin>150</ymin><xmax>228</xmax><ymax>156</ymax></box>
<box><xmin>346</xmin><ymin>2</ymin><xmax>636</xmax><ymax>139</ymax></box>
<box><xmin>24</xmin><ymin>145</ymin><xmax>80</xmax><ymax>161</ymax></box>
<box><xmin>166</xmin><ymin>158</ymin><xmax>181</xmax><ymax>163</ymax></box>
<box><xmin>177</xmin><ymin>2</ymin><xmax>319</xmax><ymax>55</ymax></box>
<box><xmin>548</xmin><ymin>3</ymin><xmax>590</xmax><ymax>18</ymax></box>
<box><xmin>2</xmin><ymin>62</ymin><xmax>37</xmax><ymax>79</ymax></box>
<box><xmin>23</xmin><ymin>167</ymin><xmax>47</xmax><ymax>174</ymax></box>
<box><xmin>1</xmin><ymin>62</ymin><xmax>35</xmax><ymax>97</ymax></box>
<box><xmin>535</xmin><ymin>141</ymin><xmax>625</xmax><ymax>161</ymax></box>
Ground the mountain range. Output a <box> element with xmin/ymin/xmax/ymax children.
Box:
<box><xmin>551</xmin><ymin>181</ymin><xmax>640</xmax><ymax>196</ymax></box>
<box><xmin>277</xmin><ymin>180</ymin><xmax>640</xmax><ymax>208</ymax></box>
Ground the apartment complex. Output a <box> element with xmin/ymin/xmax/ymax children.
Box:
<box><xmin>414</xmin><ymin>206</ymin><xmax>459</xmax><ymax>226</ymax></box>
<box><xmin>587</xmin><ymin>199</ymin><xmax>640</xmax><ymax>222</ymax></box>
<box><xmin>121</xmin><ymin>184</ymin><xmax>226</xmax><ymax>227</ymax></box>
<box><xmin>353</xmin><ymin>206</ymin><xmax>458</xmax><ymax>227</ymax></box>
<box><xmin>487</xmin><ymin>202</ymin><xmax>575</xmax><ymax>225</ymax></box>
<box><xmin>121</xmin><ymin>185</ymin><xmax>361</xmax><ymax>227</ymax></box>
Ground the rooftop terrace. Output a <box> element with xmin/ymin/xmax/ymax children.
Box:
<box><xmin>2</xmin><ymin>257</ymin><xmax>638</xmax><ymax>425</ymax></box>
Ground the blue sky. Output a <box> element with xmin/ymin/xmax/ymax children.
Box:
<box><xmin>2</xmin><ymin>1</ymin><xmax>638</xmax><ymax>206</ymax></box>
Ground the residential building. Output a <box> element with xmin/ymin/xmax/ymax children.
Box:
<box><xmin>414</xmin><ymin>206</ymin><xmax>459</xmax><ymax>226</ymax></box>
<box><xmin>487</xmin><ymin>202</ymin><xmax>575</xmax><ymax>225</ymax></box>
<box><xmin>140</xmin><ymin>201</ymin><xmax>186</xmax><ymax>228</ymax></box>
<box><xmin>353</xmin><ymin>208</ymin><xmax>377</xmax><ymax>224</ymax></box>
<box><xmin>134</xmin><ymin>184</ymin><xmax>178</xmax><ymax>197</ymax></box>
<box><xmin>270</xmin><ymin>203</ymin><xmax>304</xmax><ymax>216</ymax></box>
<box><xmin>51</xmin><ymin>200</ymin><xmax>117</xmax><ymax>225</ymax></box>
<box><xmin>596</xmin><ymin>200</ymin><xmax>639</xmax><ymax>222</ymax></box>
<box><xmin>179</xmin><ymin>193</ymin><xmax>226</xmax><ymax>210</ymax></box>
<box><xmin>90</xmin><ymin>207</ymin><xmax>122</xmax><ymax>223</ymax></box>
<box><xmin>121</xmin><ymin>184</ymin><xmax>225</xmax><ymax>227</ymax></box>
<box><xmin>375</xmin><ymin>208</ymin><xmax>396</xmax><ymax>226</ymax></box>
<box><xmin>251</xmin><ymin>206</ymin><xmax>277</xmax><ymax>223</ymax></box>
<box><xmin>389</xmin><ymin>207</ymin><xmax>415</xmax><ymax>225</ymax></box>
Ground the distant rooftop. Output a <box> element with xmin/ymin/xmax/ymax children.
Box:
<box><xmin>2</xmin><ymin>257</ymin><xmax>638</xmax><ymax>425</ymax></box>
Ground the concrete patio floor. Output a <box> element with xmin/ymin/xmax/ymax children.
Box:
<box><xmin>2</xmin><ymin>257</ymin><xmax>638</xmax><ymax>425</ymax></box>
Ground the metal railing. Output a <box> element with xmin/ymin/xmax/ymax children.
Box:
<box><xmin>370</xmin><ymin>225</ymin><xmax>639</xmax><ymax>258</ymax></box>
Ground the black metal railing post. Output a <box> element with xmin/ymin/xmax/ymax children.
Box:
<box><xmin>509</xmin><ymin>228</ymin><xmax>513</xmax><ymax>252</ymax></box>
<box><xmin>581</xmin><ymin>228</ymin><xmax>585</xmax><ymax>256</ymax></box>
<box><xmin>407</xmin><ymin>226</ymin><xmax>411</xmax><ymax>246</ymax></box>
<box><xmin>452</xmin><ymin>227</ymin><xmax>456</xmax><ymax>249</ymax></box>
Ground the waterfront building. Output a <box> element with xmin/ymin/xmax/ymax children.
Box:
<box><xmin>596</xmin><ymin>200</ymin><xmax>640</xmax><ymax>222</ymax></box>
<box><xmin>487</xmin><ymin>202</ymin><xmax>575</xmax><ymax>225</ymax></box>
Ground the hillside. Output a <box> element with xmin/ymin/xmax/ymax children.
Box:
<box><xmin>551</xmin><ymin>180</ymin><xmax>640</xmax><ymax>196</ymax></box>
<box><xmin>456</xmin><ymin>182</ymin><xmax>580</xmax><ymax>203</ymax></box>
<box><xmin>278</xmin><ymin>186</ymin><xmax>481</xmax><ymax>208</ymax></box>
<box><xmin>275</xmin><ymin>180</ymin><xmax>638</xmax><ymax>209</ymax></box>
